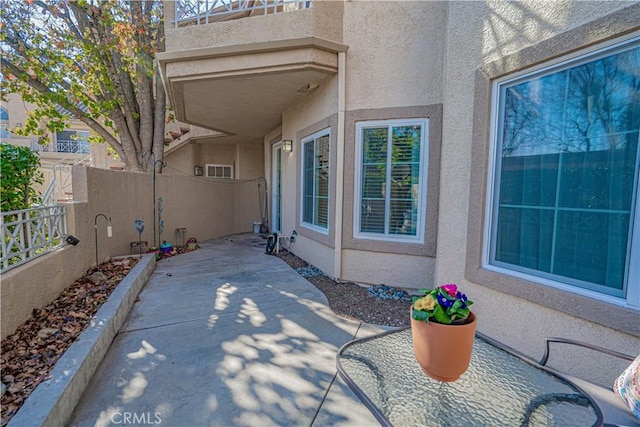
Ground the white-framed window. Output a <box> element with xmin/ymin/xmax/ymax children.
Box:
<box><xmin>301</xmin><ymin>129</ymin><xmax>330</xmax><ymax>233</ymax></box>
<box><xmin>354</xmin><ymin>119</ymin><xmax>429</xmax><ymax>243</ymax></box>
<box><xmin>485</xmin><ymin>37</ymin><xmax>639</xmax><ymax>305</ymax></box>
<box><xmin>55</xmin><ymin>130</ymin><xmax>90</xmax><ymax>154</ymax></box>
<box><xmin>206</xmin><ymin>164</ymin><xmax>233</xmax><ymax>179</ymax></box>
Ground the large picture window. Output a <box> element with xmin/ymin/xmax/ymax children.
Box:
<box><xmin>488</xmin><ymin>38</ymin><xmax>639</xmax><ymax>300</ymax></box>
<box><xmin>301</xmin><ymin>130</ymin><xmax>330</xmax><ymax>232</ymax></box>
<box><xmin>354</xmin><ymin>119</ymin><xmax>428</xmax><ymax>242</ymax></box>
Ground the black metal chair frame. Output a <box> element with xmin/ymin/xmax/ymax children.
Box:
<box><xmin>539</xmin><ymin>337</ymin><xmax>634</xmax><ymax>367</ymax></box>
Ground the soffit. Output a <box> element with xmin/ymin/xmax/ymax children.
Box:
<box><xmin>160</xmin><ymin>39</ymin><xmax>345</xmax><ymax>140</ymax></box>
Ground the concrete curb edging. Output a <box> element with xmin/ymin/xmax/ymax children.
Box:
<box><xmin>8</xmin><ymin>254</ymin><xmax>156</xmax><ymax>427</ymax></box>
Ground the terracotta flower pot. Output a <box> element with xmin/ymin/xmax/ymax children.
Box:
<box><xmin>410</xmin><ymin>310</ymin><xmax>477</xmax><ymax>382</ymax></box>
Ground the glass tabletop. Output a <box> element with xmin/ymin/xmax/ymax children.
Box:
<box><xmin>337</xmin><ymin>328</ymin><xmax>602</xmax><ymax>427</ymax></box>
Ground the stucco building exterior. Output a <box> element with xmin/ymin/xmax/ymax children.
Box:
<box><xmin>158</xmin><ymin>0</ymin><xmax>639</xmax><ymax>381</ymax></box>
<box><xmin>1</xmin><ymin>93</ymin><xmax>124</xmax><ymax>201</ymax></box>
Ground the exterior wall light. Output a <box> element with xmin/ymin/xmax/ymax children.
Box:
<box><xmin>283</xmin><ymin>140</ymin><xmax>293</xmax><ymax>152</ymax></box>
<box><xmin>65</xmin><ymin>235</ymin><xmax>80</xmax><ymax>246</ymax></box>
<box><xmin>194</xmin><ymin>165</ymin><xmax>203</xmax><ymax>176</ymax></box>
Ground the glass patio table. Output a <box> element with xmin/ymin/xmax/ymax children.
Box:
<box><xmin>336</xmin><ymin>327</ymin><xmax>602</xmax><ymax>427</ymax></box>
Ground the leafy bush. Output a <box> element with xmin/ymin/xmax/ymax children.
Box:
<box><xmin>0</xmin><ymin>143</ymin><xmax>43</xmax><ymax>212</ymax></box>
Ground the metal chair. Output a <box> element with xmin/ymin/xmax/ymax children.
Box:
<box><xmin>538</xmin><ymin>337</ymin><xmax>637</xmax><ymax>427</ymax></box>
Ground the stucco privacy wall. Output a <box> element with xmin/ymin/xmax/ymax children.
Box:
<box><xmin>74</xmin><ymin>167</ymin><xmax>261</xmax><ymax>253</ymax></box>
<box><xmin>1</xmin><ymin>166</ymin><xmax>261</xmax><ymax>339</ymax></box>
<box><xmin>436</xmin><ymin>1</ymin><xmax>639</xmax><ymax>386</ymax></box>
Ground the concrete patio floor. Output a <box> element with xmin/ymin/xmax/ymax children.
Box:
<box><xmin>67</xmin><ymin>233</ymin><xmax>386</xmax><ymax>427</ymax></box>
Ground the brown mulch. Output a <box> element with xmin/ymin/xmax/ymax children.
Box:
<box><xmin>0</xmin><ymin>246</ymin><xmax>199</xmax><ymax>426</ymax></box>
<box><xmin>0</xmin><ymin>257</ymin><xmax>140</xmax><ymax>425</ymax></box>
<box><xmin>274</xmin><ymin>250</ymin><xmax>412</xmax><ymax>328</ymax></box>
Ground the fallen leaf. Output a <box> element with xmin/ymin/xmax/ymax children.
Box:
<box><xmin>1</xmin><ymin>257</ymin><xmax>140</xmax><ymax>425</ymax></box>
<box><xmin>68</xmin><ymin>311</ymin><xmax>89</xmax><ymax>319</ymax></box>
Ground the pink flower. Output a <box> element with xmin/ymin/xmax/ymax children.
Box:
<box><xmin>441</xmin><ymin>284</ymin><xmax>458</xmax><ymax>297</ymax></box>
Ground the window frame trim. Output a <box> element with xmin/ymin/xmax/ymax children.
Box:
<box><xmin>353</xmin><ymin>118</ymin><xmax>429</xmax><ymax>244</ymax></box>
<box><xmin>482</xmin><ymin>36</ymin><xmax>640</xmax><ymax>309</ymax></box>
<box><xmin>299</xmin><ymin>128</ymin><xmax>331</xmax><ymax>235</ymax></box>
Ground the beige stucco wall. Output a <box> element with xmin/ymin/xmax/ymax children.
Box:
<box><xmin>343</xmin><ymin>249</ymin><xmax>434</xmax><ymax>288</ymax></box>
<box><xmin>343</xmin><ymin>1</ymin><xmax>447</xmax><ymax>110</ymax></box>
<box><xmin>277</xmin><ymin>1</ymin><xmax>449</xmax><ymax>282</ymax></box>
<box><xmin>164</xmin><ymin>141</ymin><xmax>264</xmax><ymax>180</ymax></box>
<box><xmin>1</xmin><ymin>166</ymin><xmax>262</xmax><ymax>339</ymax></box>
<box><xmin>276</xmin><ymin>77</ymin><xmax>339</xmax><ymax>274</ymax></box>
<box><xmin>162</xmin><ymin>142</ymin><xmax>197</xmax><ymax>175</ymax></box>
<box><xmin>235</xmin><ymin>143</ymin><xmax>264</xmax><ymax>179</ymax></box>
<box><xmin>436</xmin><ymin>0</ymin><xmax>639</xmax><ymax>385</ymax></box>
<box><xmin>1</xmin><ymin>93</ymin><xmax>33</xmax><ymax>147</ymax></box>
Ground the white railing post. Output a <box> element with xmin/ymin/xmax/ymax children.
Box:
<box><xmin>26</xmin><ymin>211</ymin><xmax>34</xmax><ymax>259</ymax></box>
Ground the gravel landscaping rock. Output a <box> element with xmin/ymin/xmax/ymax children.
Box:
<box><xmin>275</xmin><ymin>251</ymin><xmax>412</xmax><ymax>328</ymax></box>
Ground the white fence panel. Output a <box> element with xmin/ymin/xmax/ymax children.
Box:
<box><xmin>1</xmin><ymin>205</ymin><xmax>67</xmax><ymax>273</ymax></box>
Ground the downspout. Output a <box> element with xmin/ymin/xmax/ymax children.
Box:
<box><xmin>334</xmin><ymin>51</ymin><xmax>346</xmax><ymax>281</ymax></box>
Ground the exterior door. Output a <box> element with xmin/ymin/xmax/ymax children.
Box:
<box><xmin>271</xmin><ymin>143</ymin><xmax>282</xmax><ymax>233</ymax></box>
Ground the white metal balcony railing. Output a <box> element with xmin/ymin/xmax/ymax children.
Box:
<box><xmin>1</xmin><ymin>205</ymin><xmax>68</xmax><ymax>273</ymax></box>
<box><xmin>174</xmin><ymin>0</ymin><xmax>311</xmax><ymax>27</ymax></box>
<box><xmin>31</xmin><ymin>139</ymin><xmax>90</xmax><ymax>154</ymax></box>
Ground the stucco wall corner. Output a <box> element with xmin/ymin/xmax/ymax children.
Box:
<box><xmin>464</xmin><ymin>68</ymin><xmax>492</xmax><ymax>285</ymax></box>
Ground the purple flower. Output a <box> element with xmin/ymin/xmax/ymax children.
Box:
<box><xmin>437</xmin><ymin>293</ymin><xmax>453</xmax><ymax>308</ymax></box>
<box><xmin>441</xmin><ymin>284</ymin><xmax>458</xmax><ymax>297</ymax></box>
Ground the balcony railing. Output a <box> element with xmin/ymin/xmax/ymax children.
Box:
<box><xmin>31</xmin><ymin>139</ymin><xmax>90</xmax><ymax>154</ymax></box>
<box><xmin>174</xmin><ymin>0</ymin><xmax>311</xmax><ymax>27</ymax></box>
<box><xmin>1</xmin><ymin>205</ymin><xmax>67</xmax><ymax>273</ymax></box>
